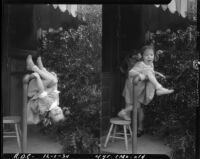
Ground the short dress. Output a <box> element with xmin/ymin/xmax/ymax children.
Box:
<box><xmin>122</xmin><ymin>61</ymin><xmax>155</xmax><ymax>106</ymax></box>
<box><xmin>27</xmin><ymin>80</ymin><xmax>60</xmax><ymax>124</ymax></box>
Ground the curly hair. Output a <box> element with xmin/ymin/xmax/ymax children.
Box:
<box><xmin>140</xmin><ymin>45</ymin><xmax>155</xmax><ymax>56</ymax></box>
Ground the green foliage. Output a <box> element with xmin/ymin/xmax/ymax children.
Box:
<box><xmin>38</xmin><ymin>5</ymin><xmax>102</xmax><ymax>153</ymax></box>
<box><xmin>144</xmin><ymin>26</ymin><xmax>198</xmax><ymax>159</ymax></box>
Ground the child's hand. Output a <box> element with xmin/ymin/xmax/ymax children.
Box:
<box><xmin>32</xmin><ymin>72</ymin><xmax>40</xmax><ymax>78</ymax></box>
<box><xmin>139</xmin><ymin>73</ymin><xmax>146</xmax><ymax>81</ymax></box>
<box><xmin>155</xmin><ymin>72</ymin><xmax>166</xmax><ymax>79</ymax></box>
<box><xmin>159</xmin><ymin>74</ymin><xmax>166</xmax><ymax>79</ymax></box>
<box><xmin>133</xmin><ymin>73</ymin><xmax>145</xmax><ymax>84</ymax></box>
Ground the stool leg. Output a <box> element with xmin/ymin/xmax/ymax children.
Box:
<box><xmin>18</xmin><ymin>126</ymin><xmax>22</xmax><ymax>139</ymax></box>
<box><xmin>112</xmin><ymin>125</ymin><xmax>117</xmax><ymax>142</ymax></box>
<box><xmin>128</xmin><ymin>125</ymin><xmax>132</xmax><ymax>137</ymax></box>
<box><xmin>17</xmin><ymin>124</ymin><xmax>22</xmax><ymax>148</ymax></box>
<box><xmin>15</xmin><ymin>124</ymin><xmax>21</xmax><ymax>152</ymax></box>
<box><xmin>123</xmin><ymin>125</ymin><xmax>128</xmax><ymax>150</ymax></box>
<box><xmin>104</xmin><ymin>124</ymin><xmax>114</xmax><ymax>148</ymax></box>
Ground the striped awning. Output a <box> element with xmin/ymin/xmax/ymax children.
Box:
<box><xmin>35</xmin><ymin>5</ymin><xmax>85</xmax><ymax>39</ymax></box>
<box><xmin>52</xmin><ymin>4</ymin><xmax>78</xmax><ymax>17</ymax></box>
<box><xmin>155</xmin><ymin>0</ymin><xmax>196</xmax><ymax>18</ymax></box>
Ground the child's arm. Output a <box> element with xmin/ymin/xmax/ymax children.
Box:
<box><xmin>129</xmin><ymin>69</ymin><xmax>140</xmax><ymax>77</ymax></box>
<box><xmin>129</xmin><ymin>62</ymin><xmax>146</xmax><ymax>80</ymax></box>
<box><xmin>155</xmin><ymin>71</ymin><xmax>166</xmax><ymax>79</ymax></box>
<box><xmin>129</xmin><ymin>69</ymin><xmax>146</xmax><ymax>81</ymax></box>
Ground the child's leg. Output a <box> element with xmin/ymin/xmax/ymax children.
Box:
<box><xmin>27</xmin><ymin>55</ymin><xmax>56</xmax><ymax>81</ymax></box>
<box><xmin>32</xmin><ymin>73</ymin><xmax>45</xmax><ymax>94</ymax></box>
<box><xmin>37</xmin><ymin>56</ymin><xmax>46</xmax><ymax>71</ymax></box>
<box><xmin>137</xmin><ymin>106</ymin><xmax>145</xmax><ymax>137</ymax></box>
<box><xmin>118</xmin><ymin>104</ymin><xmax>132</xmax><ymax>121</ymax></box>
<box><xmin>145</xmin><ymin>71</ymin><xmax>174</xmax><ymax>95</ymax></box>
<box><xmin>137</xmin><ymin>106</ymin><xmax>144</xmax><ymax>131</ymax></box>
<box><xmin>37</xmin><ymin>56</ymin><xmax>53</xmax><ymax>76</ymax></box>
<box><xmin>145</xmin><ymin>71</ymin><xmax>162</xmax><ymax>89</ymax></box>
<box><xmin>27</xmin><ymin>55</ymin><xmax>57</xmax><ymax>87</ymax></box>
<box><xmin>125</xmin><ymin>103</ymin><xmax>131</xmax><ymax>118</ymax></box>
<box><xmin>124</xmin><ymin>104</ymin><xmax>133</xmax><ymax>112</ymax></box>
<box><xmin>36</xmin><ymin>56</ymin><xmax>58</xmax><ymax>88</ymax></box>
<box><xmin>32</xmin><ymin>66</ymin><xmax>57</xmax><ymax>88</ymax></box>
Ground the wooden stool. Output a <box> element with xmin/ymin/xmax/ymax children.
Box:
<box><xmin>3</xmin><ymin>116</ymin><xmax>21</xmax><ymax>151</ymax></box>
<box><xmin>104</xmin><ymin>117</ymin><xmax>132</xmax><ymax>150</ymax></box>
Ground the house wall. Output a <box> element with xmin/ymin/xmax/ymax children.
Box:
<box><xmin>8</xmin><ymin>5</ymin><xmax>36</xmax><ymax>50</ymax></box>
<box><xmin>8</xmin><ymin>49</ymin><xmax>37</xmax><ymax>116</ymax></box>
<box><xmin>120</xmin><ymin>5</ymin><xmax>144</xmax><ymax>52</ymax></box>
<box><xmin>2</xmin><ymin>5</ymin><xmax>37</xmax><ymax>116</ymax></box>
<box><xmin>101</xmin><ymin>5</ymin><xmax>145</xmax><ymax>134</ymax></box>
<box><xmin>102</xmin><ymin>5</ymin><xmax>120</xmax><ymax>134</ymax></box>
<box><xmin>2</xmin><ymin>5</ymin><xmax>10</xmax><ymax>116</ymax></box>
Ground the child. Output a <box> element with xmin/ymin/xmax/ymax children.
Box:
<box><xmin>118</xmin><ymin>45</ymin><xmax>174</xmax><ymax>136</ymax></box>
<box><xmin>26</xmin><ymin>55</ymin><xmax>65</xmax><ymax>124</ymax></box>
<box><xmin>119</xmin><ymin>52</ymin><xmax>142</xmax><ymax>119</ymax></box>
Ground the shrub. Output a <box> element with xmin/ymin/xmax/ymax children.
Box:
<box><xmin>144</xmin><ymin>25</ymin><xmax>198</xmax><ymax>159</ymax></box>
<box><xmin>38</xmin><ymin>5</ymin><xmax>102</xmax><ymax>153</ymax></box>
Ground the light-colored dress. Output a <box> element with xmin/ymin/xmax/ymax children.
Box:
<box><xmin>27</xmin><ymin>79</ymin><xmax>59</xmax><ymax>124</ymax></box>
<box><xmin>122</xmin><ymin>61</ymin><xmax>155</xmax><ymax>106</ymax></box>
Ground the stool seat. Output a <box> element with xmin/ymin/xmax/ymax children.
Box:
<box><xmin>3</xmin><ymin>116</ymin><xmax>21</xmax><ymax>123</ymax></box>
<box><xmin>110</xmin><ymin>117</ymin><xmax>131</xmax><ymax>125</ymax></box>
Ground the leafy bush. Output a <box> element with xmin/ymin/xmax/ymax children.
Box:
<box><xmin>38</xmin><ymin>5</ymin><xmax>102</xmax><ymax>153</ymax></box>
<box><xmin>144</xmin><ymin>25</ymin><xmax>198</xmax><ymax>159</ymax></box>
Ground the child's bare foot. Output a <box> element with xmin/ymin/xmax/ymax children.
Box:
<box><xmin>156</xmin><ymin>87</ymin><xmax>174</xmax><ymax>96</ymax></box>
<box><xmin>118</xmin><ymin>109</ymin><xmax>131</xmax><ymax>121</ymax></box>
<box><xmin>37</xmin><ymin>56</ymin><xmax>44</xmax><ymax>70</ymax></box>
<box><xmin>26</xmin><ymin>55</ymin><xmax>35</xmax><ymax>71</ymax></box>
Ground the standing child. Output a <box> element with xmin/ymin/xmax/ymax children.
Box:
<box><xmin>118</xmin><ymin>45</ymin><xmax>174</xmax><ymax>136</ymax></box>
<box><xmin>26</xmin><ymin>55</ymin><xmax>65</xmax><ymax>124</ymax></box>
<box><xmin>119</xmin><ymin>52</ymin><xmax>142</xmax><ymax>120</ymax></box>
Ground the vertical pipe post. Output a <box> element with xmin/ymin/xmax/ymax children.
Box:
<box><xmin>132</xmin><ymin>83</ymin><xmax>138</xmax><ymax>154</ymax></box>
<box><xmin>22</xmin><ymin>75</ymin><xmax>29</xmax><ymax>153</ymax></box>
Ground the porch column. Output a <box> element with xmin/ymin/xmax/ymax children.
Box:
<box><xmin>22</xmin><ymin>75</ymin><xmax>30</xmax><ymax>152</ymax></box>
<box><xmin>132</xmin><ymin>83</ymin><xmax>138</xmax><ymax>154</ymax></box>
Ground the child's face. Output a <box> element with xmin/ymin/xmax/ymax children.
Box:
<box><xmin>49</xmin><ymin>107</ymin><xmax>65</xmax><ymax>122</ymax></box>
<box><xmin>143</xmin><ymin>49</ymin><xmax>154</xmax><ymax>65</ymax></box>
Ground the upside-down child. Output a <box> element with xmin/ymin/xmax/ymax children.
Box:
<box><xmin>118</xmin><ymin>45</ymin><xmax>174</xmax><ymax>136</ymax></box>
<box><xmin>26</xmin><ymin>55</ymin><xmax>65</xmax><ymax>124</ymax></box>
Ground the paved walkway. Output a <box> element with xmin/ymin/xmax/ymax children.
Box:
<box><xmin>4</xmin><ymin>125</ymin><xmax>171</xmax><ymax>157</ymax></box>
<box><xmin>101</xmin><ymin>134</ymin><xmax>171</xmax><ymax>157</ymax></box>
<box><xmin>3</xmin><ymin>125</ymin><xmax>62</xmax><ymax>153</ymax></box>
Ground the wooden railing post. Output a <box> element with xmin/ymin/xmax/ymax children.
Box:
<box><xmin>132</xmin><ymin>83</ymin><xmax>138</xmax><ymax>154</ymax></box>
<box><xmin>22</xmin><ymin>74</ymin><xmax>30</xmax><ymax>153</ymax></box>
